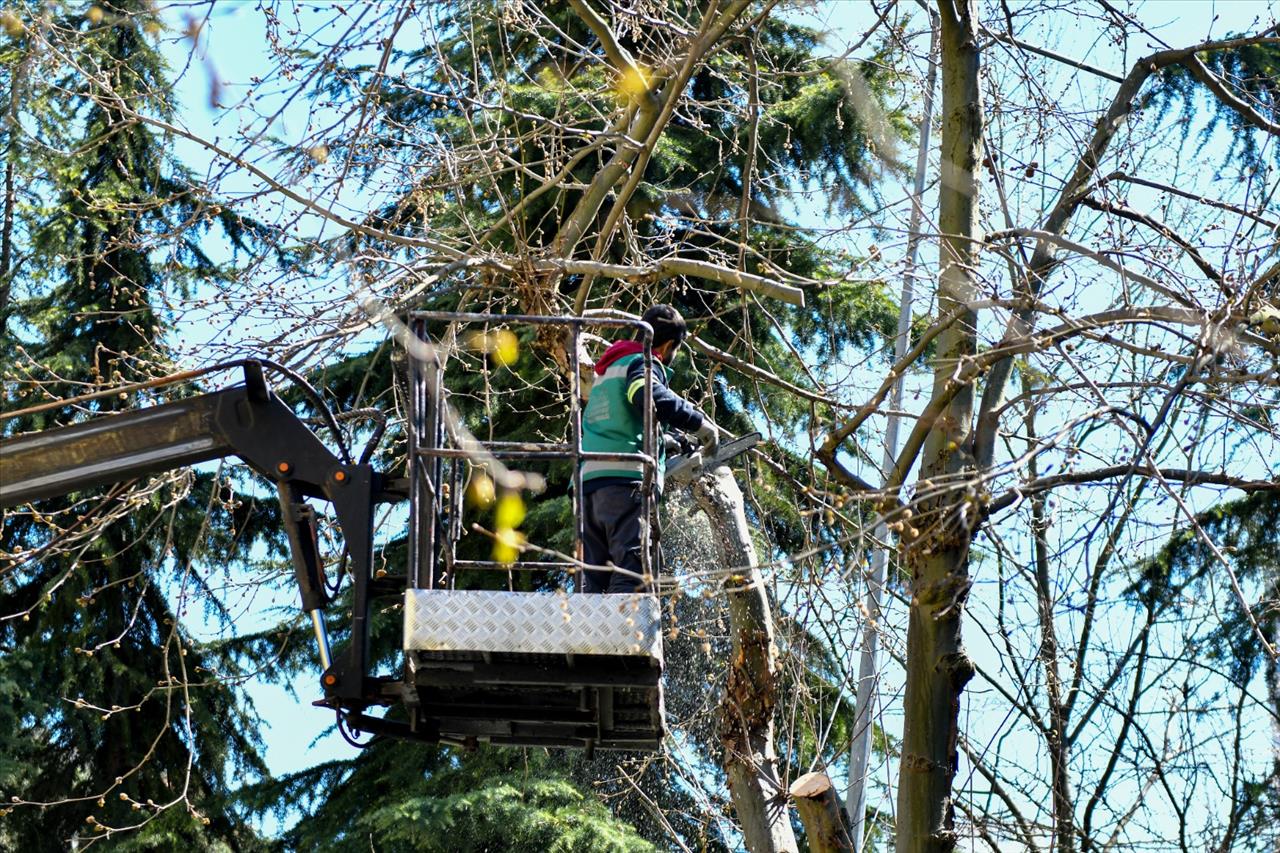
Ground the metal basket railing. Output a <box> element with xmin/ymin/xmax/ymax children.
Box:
<box><xmin>406</xmin><ymin>312</ymin><xmax>661</xmax><ymax>592</ymax></box>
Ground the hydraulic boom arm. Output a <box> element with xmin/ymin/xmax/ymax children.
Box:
<box><xmin>0</xmin><ymin>362</ymin><xmax>397</xmax><ymax>713</ymax></box>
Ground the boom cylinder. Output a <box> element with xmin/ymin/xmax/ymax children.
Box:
<box><xmin>311</xmin><ymin>610</ymin><xmax>333</xmax><ymax>671</ymax></box>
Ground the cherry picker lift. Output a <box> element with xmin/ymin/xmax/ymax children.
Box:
<box><xmin>1</xmin><ymin>313</ymin><xmax>755</xmax><ymax>752</ymax></box>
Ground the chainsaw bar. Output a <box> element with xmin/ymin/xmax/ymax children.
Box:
<box><xmin>665</xmin><ymin>432</ymin><xmax>761</xmax><ymax>485</ymax></box>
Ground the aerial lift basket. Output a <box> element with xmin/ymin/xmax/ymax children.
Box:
<box><xmin>400</xmin><ymin>312</ymin><xmax>665</xmax><ymax>751</ymax></box>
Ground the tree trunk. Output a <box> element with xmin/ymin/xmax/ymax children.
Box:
<box><xmin>692</xmin><ymin>466</ymin><xmax>798</xmax><ymax>853</ymax></box>
<box><xmin>894</xmin><ymin>2</ymin><xmax>982</xmax><ymax>851</ymax></box>
<box><xmin>793</xmin><ymin>772</ymin><xmax>855</xmax><ymax>853</ymax></box>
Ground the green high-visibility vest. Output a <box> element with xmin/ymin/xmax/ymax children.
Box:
<box><xmin>580</xmin><ymin>352</ymin><xmax>666</xmax><ymax>486</ymax></box>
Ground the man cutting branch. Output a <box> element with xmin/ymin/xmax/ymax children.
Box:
<box><xmin>579</xmin><ymin>305</ymin><xmax>718</xmax><ymax>594</ymax></box>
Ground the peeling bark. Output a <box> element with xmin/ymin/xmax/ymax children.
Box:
<box><xmin>692</xmin><ymin>465</ymin><xmax>798</xmax><ymax>853</ymax></box>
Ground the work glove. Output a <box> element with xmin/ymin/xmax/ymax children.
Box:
<box><xmin>694</xmin><ymin>418</ymin><xmax>719</xmax><ymax>456</ymax></box>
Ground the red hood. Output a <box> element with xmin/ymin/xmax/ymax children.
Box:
<box><xmin>594</xmin><ymin>340</ymin><xmax>644</xmax><ymax>375</ymax></box>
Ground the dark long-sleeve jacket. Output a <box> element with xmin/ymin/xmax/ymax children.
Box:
<box><xmin>580</xmin><ymin>340</ymin><xmax>702</xmax><ymax>489</ymax></box>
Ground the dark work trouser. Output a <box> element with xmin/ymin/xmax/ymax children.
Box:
<box><xmin>581</xmin><ymin>482</ymin><xmax>659</xmax><ymax>594</ymax></box>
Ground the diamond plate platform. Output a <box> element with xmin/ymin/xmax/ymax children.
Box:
<box><xmin>403</xmin><ymin>589</ymin><xmax>662</xmax><ymax>659</ymax></box>
<box><xmin>401</xmin><ymin>590</ymin><xmax>665</xmax><ymax>750</ymax></box>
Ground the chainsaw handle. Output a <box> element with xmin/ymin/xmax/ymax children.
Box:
<box><xmin>670</xmin><ymin>431</ymin><xmax>698</xmax><ymax>455</ymax></box>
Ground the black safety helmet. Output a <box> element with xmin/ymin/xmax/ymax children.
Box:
<box><xmin>641</xmin><ymin>304</ymin><xmax>688</xmax><ymax>349</ymax></box>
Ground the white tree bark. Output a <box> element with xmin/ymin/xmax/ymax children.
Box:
<box><xmin>845</xmin><ymin>12</ymin><xmax>939</xmax><ymax>847</ymax></box>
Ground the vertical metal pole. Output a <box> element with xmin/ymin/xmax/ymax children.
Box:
<box><xmin>432</xmin><ymin>360</ymin><xmax>446</xmax><ymax>588</ymax></box>
<box><xmin>407</xmin><ymin>319</ymin><xmax>422</xmax><ymax>591</ymax></box>
<box><xmin>640</xmin><ymin>325</ymin><xmax>654</xmax><ymax>586</ymax></box>
<box><xmin>410</xmin><ymin>317</ymin><xmax>443</xmax><ymax>591</ymax></box>
<box><xmin>569</xmin><ymin>323</ymin><xmax>585</xmax><ymax>593</ymax></box>
<box><xmin>448</xmin><ymin>457</ymin><xmax>463</xmax><ymax>568</ymax></box>
<box><xmin>311</xmin><ymin>610</ymin><xmax>333</xmax><ymax>671</ymax></box>
<box><xmin>421</xmin><ymin>353</ymin><xmax>438</xmax><ymax>589</ymax></box>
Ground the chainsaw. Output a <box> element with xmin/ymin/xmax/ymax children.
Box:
<box><xmin>664</xmin><ymin>431</ymin><xmax>761</xmax><ymax>486</ymax></box>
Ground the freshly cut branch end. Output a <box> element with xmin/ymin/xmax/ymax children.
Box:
<box><xmin>790</xmin><ymin>772</ymin><xmax>855</xmax><ymax>853</ymax></box>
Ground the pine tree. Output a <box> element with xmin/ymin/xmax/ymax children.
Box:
<box><xmin>0</xmin><ymin>2</ymin><xmax>272</xmax><ymax>847</ymax></box>
<box><xmin>1124</xmin><ymin>490</ymin><xmax>1280</xmax><ymax>850</ymax></box>
<box><xmin>4</xmin><ymin>1</ymin><xmax>911</xmax><ymax>846</ymax></box>
<box><xmin>241</xmin><ymin>743</ymin><xmax>657</xmax><ymax>853</ymax></box>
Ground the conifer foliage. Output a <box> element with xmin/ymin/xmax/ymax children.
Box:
<box><xmin>1</xmin><ymin>2</ymin><xmax>269</xmax><ymax>847</ymax></box>
<box><xmin>226</xmin><ymin>2</ymin><xmax>910</xmax><ymax>847</ymax></box>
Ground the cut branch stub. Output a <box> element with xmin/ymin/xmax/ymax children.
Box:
<box><xmin>791</xmin><ymin>772</ymin><xmax>855</xmax><ymax>853</ymax></box>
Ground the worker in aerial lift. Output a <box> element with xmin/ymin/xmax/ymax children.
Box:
<box><xmin>579</xmin><ymin>304</ymin><xmax>718</xmax><ymax>594</ymax></box>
